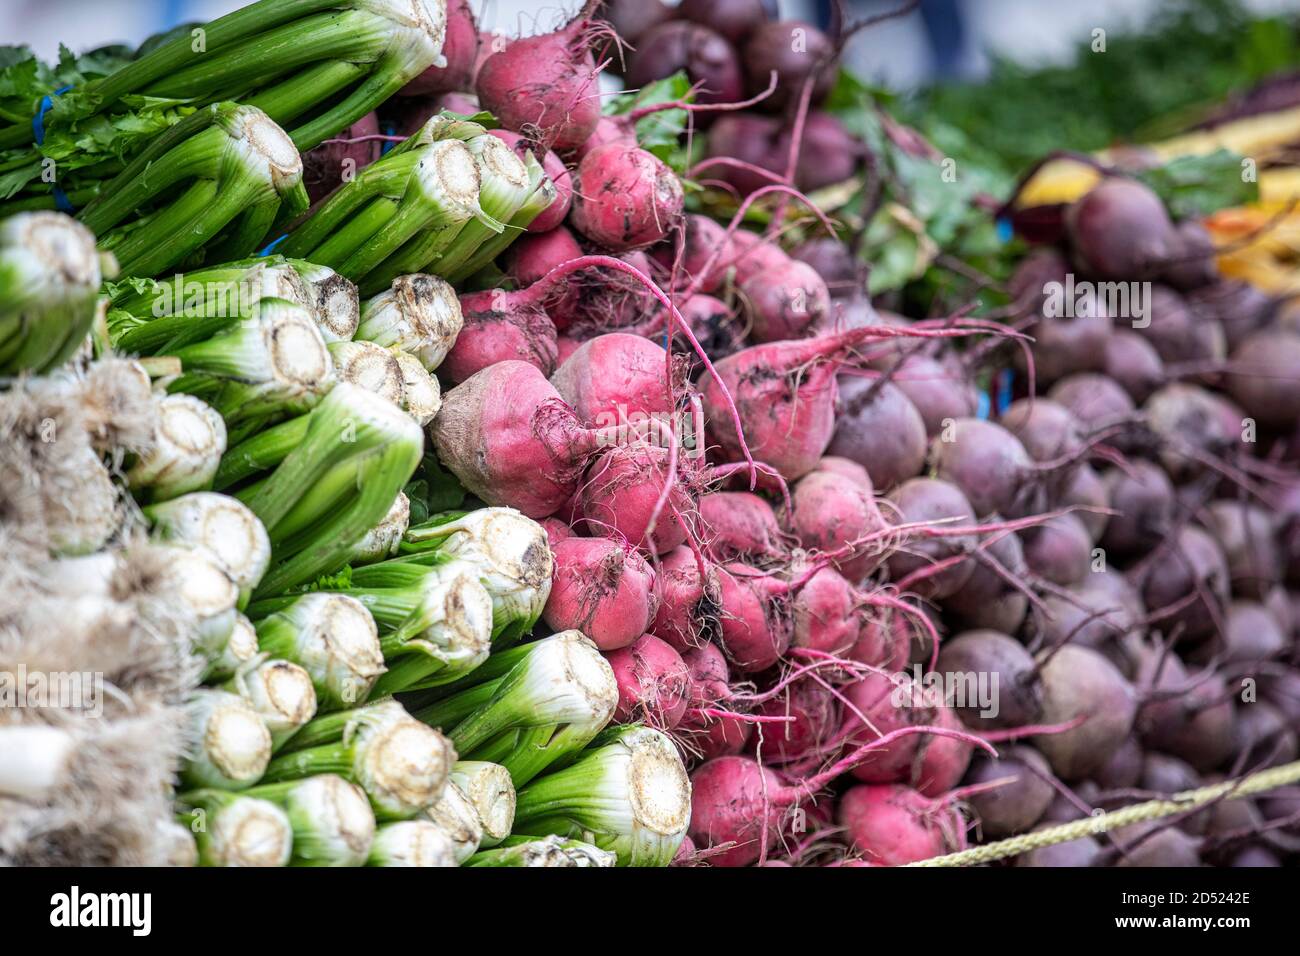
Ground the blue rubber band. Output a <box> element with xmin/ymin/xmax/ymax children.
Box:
<box><xmin>380</xmin><ymin>121</ymin><xmax>398</xmax><ymax>156</ymax></box>
<box><xmin>32</xmin><ymin>85</ymin><xmax>72</xmax><ymax>145</ymax></box>
<box><xmin>258</xmin><ymin>234</ymin><xmax>288</xmax><ymax>257</ymax></box>
<box><xmin>995</xmin><ymin>217</ymin><xmax>1013</xmax><ymax>243</ymax></box>
<box><xmin>976</xmin><ymin>389</ymin><xmax>991</xmax><ymax>420</ymax></box>
<box><xmin>33</xmin><ymin>85</ymin><xmax>74</xmax><ymax>212</ymax></box>
<box><xmin>995</xmin><ymin>368</ymin><xmax>1014</xmax><ymax>415</ymax></box>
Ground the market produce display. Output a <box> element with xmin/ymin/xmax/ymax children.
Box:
<box><xmin>1</xmin><ymin>0</ymin><xmax>1298</xmax><ymax>870</ymax></box>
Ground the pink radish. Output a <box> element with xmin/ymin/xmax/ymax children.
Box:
<box><xmin>740</xmin><ymin>259</ymin><xmax>831</xmax><ymax>342</ymax></box>
<box><xmin>837</xmin><ymin>784</ymin><xmax>966</xmax><ymax>866</ymax></box>
<box><xmin>687</xmin><ymin>711</ymin><xmax>754</xmax><ymax>763</ymax></box>
<box><xmin>550</xmin><ymin>333</ymin><xmax>683</xmax><ymax>428</ymax></box>
<box><xmin>540</xmin><ymin>517</ymin><xmax>574</xmax><ymax>548</ymax></box>
<box><xmin>431</xmin><ymin>360</ymin><xmax>615</xmax><ymax>518</ymax></box>
<box><xmin>700</xmin><ymin>328</ymin><xmax>881</xmax><ymax>481</ymax></box>
<box><xmin>507</xmin><ymin>227</ymin><xmax>583</xmax><ymax>287</ymax></box>
<box><xmin>790</xmin><ymin>565</ymin><xmax>862</xmax><ymax>656</ymax></box>
<box><xmin>441</xmin><ymin>287</ymin><xmax>559</xmax><ymax>384</ymax></box>
<box><xmin>569</xmin><ymin>143</ymin><xmax>685</xmax><ymax>251</ymax></box>
<box><xmin>542</xmin><ymin>536</ymin><xmax>657</xmax><ymax>650</ymax></box>
<box><xmin>754</xmin><ymin>679</ymin><xmax>840</xmax><ymax>763</ymax></box>
<box><xmin>714</xmin><ymin>562</ymin><xmax>792</xmax><ymax>673</ymax></box>
<box><xmin>578</xmin><ymin>441</ymin><xmax>695</xmax><ymax>555</ymax></box>
<box><xmin>785</xmin><ymin>468</ymin><xmax>888</xmax><ymax>581</ymax></box>
<box><xmin>689</xmin><ymin>720</ymin><xmax>990</xmax><ymax>866</ymax></box>
<box><xmin>665</xmin><ymin>214</ymin><xmax>736</xmax><ymax>293</ymax></box>
<box><xmin>545</xmin><ymin>251</ymin><xmax>660</xmax><ymax>334</ymax></box>
<box><xmin>474</xmin><ymin>5</ymin><xmax>606</xmax><ymax>152</ymax></box>
<box><xmin>683</xmin><ymin>640</ymin><xmax>731</xmax><ymax>706</ymax></box>
<box><xmin>698</xmin><ymin>491</ymin><xmax>786</xmax><ymax>562</ymax></box>
<box><xmin>604</xmin><ymin>634</ymin><xmax>692</xmax><ymax>729</ymax></box>
<box><xmin>650</xmin><ymin>546</ymin><xmax>718</xmax><ymax>652</ymax></box>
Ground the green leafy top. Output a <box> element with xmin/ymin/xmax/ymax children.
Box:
<box><xmin>603</xmin><ymin>71</ymin><xmax>694</xmax><ymax>170</ymax></box>
<box><xmin>821</xmin><ymin>70</ymin><xmax>1017</xmax><ymax>303</ymax></box>
<box><xmin>905</xmin><ymin>0</ymin><xmax>1297</xmax><ymax>174</ymax></box>
<box><xmin>0</xmin><ymin>44</ymin><xmax>131</xmax><ymax>127</ymax></box>
<box><xmin>1134</xmin><ymin>149</ymin><xmax>1258</xmax><ymax>220</ymax></box>
<box><xmin>0</xmin><ymin>45</ymin><xmax>195</xmax><ymax>203</ymax></box>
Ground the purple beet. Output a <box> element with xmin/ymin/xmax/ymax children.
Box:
<box><xmin>603</xmin><ymin>0</ymin><xmax>673</xmax><ymax>46</ymax></box>
<box><xmin>1000</xmin><ymin>398</ymin><xmax>1086</xmax><ymax>469</ymax></box>
<box><xmin>1136</xmin><ymin>525</ymin><xmax>1230</xmax><ymax>641</ymax></box>
<box><xmin>303</xmin><ymin>112</ymin><xmax>381</xmax><ymax>204</ymax></box>
<box><xmin>929</xmin><ymin>418</ymin><xmax>1038</xmax><ymax>519</ymax></box>
<box><xmin>942</xmin><ymin>522</ymin><xmax>1030</xmax><ymax>635</ymax></box>
<box><xmin>1021</xmin><ymin>513</ymin><xmax>1093</xmax><ymax>587</ymax></box>
<box><xmin>1141</xmin><ymin>752</ymin><xmax>1200</xmax><ymax>795</ymax></box>
<box><xmin>677</xmin><ymin>0</ymin><xmax>777</xmax><ymax>44</ymax></box>
<box><xmin>964</xmin><ymin>747</ymin><xmax>1055</xmax><ymax>838</ymax></box>
<box><xmin>1103</xmin><ymin>330</ymin><xmax>1165</xmax><ymax>404</ymax></box>
<box><xmin>1093</xmin><ymin>735</ymin><xmax>1144</xmax><ymax>789</ymax></box>
<box><xmin>884</xmin><ymin>477</ymin><xmax>977</xmax><ymax>600</ymax></box>
<box><xmin>791</xmin><ymin>237</ymin><xmax>861</xmax><ymax>296</ymax></box>
<box><xmin>741</xmin><ymin>20</ymin><xmax>836</xmax><ymax>111</ymax></box>
<box><xmin>1145</xmin><ymin>284</ymin><xmax>1226</xmax><ymax>366</ymax></box>
<box><xmin>792</xmin><ymin>113</ymin><xmax>864</xmax><ymax>192</ymax></box>
<box><xmin>1225</xmin><ymin>329</ymin><xmax>1300</xmax><ymax>430</ymax></box>
<box><xmin>626</xmin><ymin>21</ymin><xmax>744</xmax><ymax>107</ymax></box>
<box><xmin>1111</xmin><ymin>822</ymin><xmax>1201</xmax><ymax>867</ymax></box>
<box><xmin>1136</xmin><ymin>648</ymin><xmax>1235</xmax><ymax>772</ymax></box>
<box><xmin>1216</xmin><ymin>601</ymin><xmax>1288</xmax><ymax>665</ymax></box>
<box><xmin>1203</xmin><ymin>500</ymin><xmax>1281</xmax><ymax>599</ymax></box>
<box><xmin>1017</xmin><ymin>828</ymin><xmax>1101</xmax><ymax>867</ymax></box>
<box><xmin>704</xmin><ymin>112</ymin><xmax>786</xmax><ymax>195</ymax></box>
<box><xmin>1032</xmin><ymin>644</ymin><xmax>1137</xmax><ymax>781</ymax></box>
<box><xmin>891</xmin><ymin>354</ymin><xmax>979</xmax><ymax>437</ymax></box>
<box><xmin>1230</xmin><ymin>700</ymin><xmax>1297</xmax><ymax>769</ymax></box>
<box><xmin>827</xmin><ymin>378</ymin><xmax>927</xmax><ymax>492</ymax></box>
<box><xmin>1060</xmin><ymin>464</ymin><xmax>1110</xmax><ymax>542</ymax></box>
<box><xmin>1048</xmin><ymin>373</ymin><xmax>1136</xmax><ymax>433</ymax></box>
<box><xmin>1188</xmin><ymin>279</ymin><xmax>1275</xmax><ymax>351</ymax></box>
<box><xmin>1067</xmin><ymin>177</ymin><xmax>1179</xmax><ymax>280</ymax></box>
<box><xmin>935</xmin><ymin>629</ymin><xmax>1042</xmax><ymax>730</ymax></box>
<box><xmin>1100</xmin><ymin>460</ymin><xmax>1174</xmax><ymax>558</ymax></box>
<box><xmin>1161</xmin><ymin>220</ymin><xmax>1218</xmax><ymax>290</ymax></box>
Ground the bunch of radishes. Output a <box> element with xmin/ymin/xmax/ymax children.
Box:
<box><xmin>608</xmin><ymin>0</ymin><xmax>864</xmax><ymax>197</ymax></box>
<box><xmin>347</xmin><ymin>1</ymin><xmax>1300</xmax><ymax>867</ymax></box>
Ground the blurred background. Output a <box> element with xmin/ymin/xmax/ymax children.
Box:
<box><xmin>7</xmin><ymin>0</ymin><xmax>1300</xmax><ymax>89</ymax></box>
